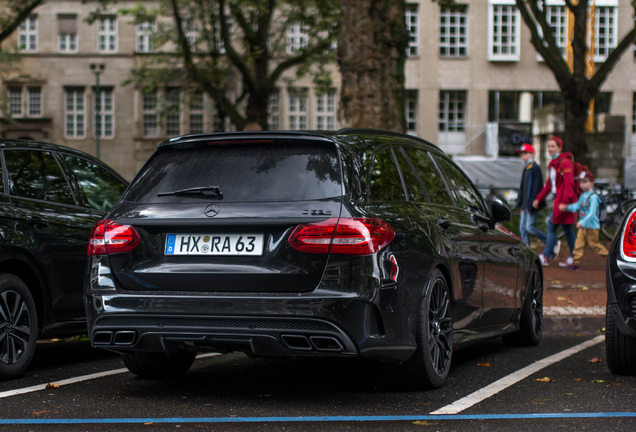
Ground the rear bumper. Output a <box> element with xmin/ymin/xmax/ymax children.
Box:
<box><xmin>85</xmin><ymin>291</ymin><xmax>415</xmax><ymax>362</ymax></box>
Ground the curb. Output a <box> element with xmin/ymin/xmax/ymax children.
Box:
<box><xmin>544</xmin><ymin>315</ymin><xmax>605</xmax><ymax>334</ymax></box>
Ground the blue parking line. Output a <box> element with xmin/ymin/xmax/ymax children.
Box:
<box><xmin>1</xmin><ymin>413</ymin><xmax>635</xmax><ymax>424</ymax></box>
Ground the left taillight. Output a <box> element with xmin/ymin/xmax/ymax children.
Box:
<box><xmin>88</xmin><ymin>219</ymin><xmax>140</xmax><ymax>256</ymax></box>
<box><xmin>622</xmin><ymin>210</ymin><xmax>636</xmax><ymax>261</ymax></box>
<box><xmin>288</xmin><ymin>217</ymin><xmax>395</xmax><ymax>256</ymax></box>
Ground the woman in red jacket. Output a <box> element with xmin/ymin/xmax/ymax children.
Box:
<box><xmin>533</xmin><ymin>136</ymin><xmax>577</xmax><ymax>266</ymax></box>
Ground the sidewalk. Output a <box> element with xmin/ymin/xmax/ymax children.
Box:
<box><xmin>533</xmin><ymin>241</ymin><xmax>608</xmax><ymax>333</ymax></box>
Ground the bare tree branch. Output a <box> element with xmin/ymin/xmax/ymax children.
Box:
<box><xmin>588</xmin><ymin>26</ymin><xmax>636</xmax><ymax>94</ymax></box>
<box><xmin>0</xmin><ymin>0</ymin><xmax>44</xmax><ymax>45</ymax></box>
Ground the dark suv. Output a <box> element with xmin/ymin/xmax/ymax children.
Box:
<box><xmin>0</xmin><ymin>140</ymin><xmax>127</xmax><ymax>380</ymax></box>
<box><xmin>84</xmin><ymin>129</ymin><xmax>542</xmax><ymax>389</ymax></box>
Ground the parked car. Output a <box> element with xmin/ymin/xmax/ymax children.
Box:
<box><xmin>0</xmin><ymin>140</ymin><xmax>128</xmax><ymax>380</ymax></box>
<box><xmin>605</xmin><ymin>206</ymin><xmax>636</xmax><ymax>375</ymax></box>
<box><xmin>84</xmin><ymin>129</ymin><xmax>542</xmax><ymax>389</ymax></box>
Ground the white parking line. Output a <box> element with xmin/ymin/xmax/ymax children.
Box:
<box><xmin>431</xmin><ymin>335</ymin><xmax>604</xmax><ymax>415</ymax></box>
<box><xmin>0</xmin><ymin>352</ymin><xmax>220</xmax><ymax>400</ymax></box>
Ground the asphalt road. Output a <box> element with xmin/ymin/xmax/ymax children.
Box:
<box><xmin>1</xmin><ymin>333</ymin><xmax>634</xmax><ymax>431</ymax></box>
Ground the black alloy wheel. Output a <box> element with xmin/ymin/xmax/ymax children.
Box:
<box><xmin>503</xmin><ymin>264</ymin><xmax>543</xmax><ymax>346</ymax></box>
<box><xmin>605</xmin><ymin>305</ymin><xmax>636</xmax><ymax>375</ymax></box>
<box><xmin>426</xmin><ymin>274</ymin><xmax>453</xmax><ymax>378</ymax></box>
<box><xmin>0</xmin><ymin>274</ymin><xmax>38</xmax><ymax>380</ymax></box>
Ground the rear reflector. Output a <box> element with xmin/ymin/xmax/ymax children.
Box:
<box><xmin>288</xmin><ymin>218</ymin><xmax>395</xmax><ymax>256</ymax></box>
<box><xmin>622</xmin><ymin>211</ymin><xmax>636</xmax><ymax>261</ymax></box>
<box><xmin>88</xmin><ymin>220</ymin><xmax>140</xmax><ymax>256</ymax></box>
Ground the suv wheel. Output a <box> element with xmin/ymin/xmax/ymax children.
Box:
<box><xmin>121</xmin><ymin>351</ymin><xmax>197</xmax><ymax>378</ymax></box>
<box><xmin>605</xmin><ymin>305</ymin><xmax>636</xmax><ymax>375</ymax></box>
<box><xmin>502</xmin><ymin>264</ymin><xmax>543</xmax><ymax>347</ymax></box>
<box><xmin>0</xmin><ymin>274</ymin><xmax>38</xmax><ymax>381</ymax></box>
<box><xmin>387</xmin><ymin>269</ymin><xmax>453</xmax><ymax>389</ymax></box>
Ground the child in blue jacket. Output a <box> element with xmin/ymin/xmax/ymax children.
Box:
<box><xmin>557</xmin><ymin>171</ymin><xmax>608</xmax><ymax>270</ymax></box>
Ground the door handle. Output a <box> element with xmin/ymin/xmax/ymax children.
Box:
<box><xmin>438</xmin><ymin>217</ymin><xmax>451</xmax><ymax>230</ymax></box>
<box><xmin>26</xmin><ymin>216</ymin><xmax>49</xmax><ymax>228</ymax></box>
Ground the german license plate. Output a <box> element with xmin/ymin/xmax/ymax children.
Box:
<box><xmin>165</xmin><ymin>234</ymin><xmax>264</xmax><ymax>256</ymax></box>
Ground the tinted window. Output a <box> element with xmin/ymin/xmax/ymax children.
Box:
<box><xmin>63</xmin><ymin>156</ymin><xmax>127</xmax><ymax>212</ymax></box>
<box><xmin>4</xmin><ymin>150</ymin><xmax>75</xmax><ymax>205</ymax></box>
<box><xmin>394</xmin><ymin>149</ymin><xmax>427</xmax><ymax>202</ymax></box>
<box><xmin>432</xmin><ymin>154</ymin><xmax>487</xmax><ymax>215</ymax></box>
<box><xmin>402</xmin><ymin>148</ymin><xmax>454</xmax><ymax>207</ymax></box>
<box><xmin>124</xmin><ymin>140</ymin><xmax>341</xmax><ymax>203</ymax></box>
<box><xmin>368</xmin><ymin>148</ymin><xmax>406</xmax><ymax>202</ymax></box>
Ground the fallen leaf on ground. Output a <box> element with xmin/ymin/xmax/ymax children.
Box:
<box><xmin>567</xmin><ymin>301</ymin><xmax>577</xmax><ymax>305</ymax></box>
<box><xmin>45</xmin><ymin>383</ymin><xmax>59</xmax><ymax>389</ymax></box>
<box><xmin>413</xmin><ymin>421</ymin><xmax>438</xmax><ymax>426</ymax></box>
<box><xmin>551</xmin><ymin>280</ymin><xmax>561</xmax><ymax>284</ymax></box>
<box><xmin>556</xmin><ymin>297</ymin><xmax>567</xmax><ymax>301</ymax></box>
<box><xmin>532</xmin><ymin>401</ymin><xmax>545</xmax><ymax>404</ymax></box>
<box><xmin>415</xmin><ymin>401</ymin><xmax>432</xmax><ymax>405</ymax></box>
<box><xmin>31</xmin><ymin>411</ymin><xmax>51</xmax><ymax>416</ymax></box>
<box><xmin>591</xmin><ymin>379</ymin><xmax>605</xmax><ymax>383</ymax></box>
<box><xmin>589</xmin><ymin>357</ymin><xmax>602</xmax><ymax>363</ymax></box>
<box><xmin>536</xmin><ymin>377</ymin><xmax>552</xmax><ymax>383</ymax></box>
<box><xmin>564</xmin><ymin>393</ymin><xmax>573</xmax><ymax>395</ymax></box>
<box><xmin>615</xmin><ymin>383</ymin><xmax>622</xmax><ymax>386</ymax></box>
<box><xmin>581</xmin><ymin>286</ymin><xmax>589</xmax><ymax>291</ymax></box>
<box><xmin>477</xmin><ymin>363</ymin><xmax>490</xmax><ymax>367</ymax></box>
<box><xmin>574</xmin><ymin>378</ymin><xmax>583</xmax><ymax>381</ymax></box>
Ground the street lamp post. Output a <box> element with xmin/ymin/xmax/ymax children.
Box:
<box><xmin>89</xmin><ymin>63</ymin><xmax>105</xmax><ymax>159</ymax></box>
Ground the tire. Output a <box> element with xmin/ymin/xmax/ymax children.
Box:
<box><xmin>605</xmin><ymin>305</ymin><xmax>636</xmax><ymax>375</ymax></box>
<box><xmin>121</xmin><ymin>350</ymin><xmax>197</xmax><ymax>379</ymax></box>
<box><xmin>387</xmin><ymin>269</ymin><xmax>453</xmax><ymax>390</ymax></box>
<box><xmin>0</xmin><ymin>273</ymin><xmax>38</xmax><ymax>381</ymax></box>
<box><xmin>502</xmin><ymin>263</ymin><xmax>543</xmax><ymax>347</ymax></box>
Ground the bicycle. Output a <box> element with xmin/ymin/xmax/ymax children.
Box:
<box><xmin>594</xmin><ymin>181</ymin><xmax>636</xmax><ymax>241</ymax></box>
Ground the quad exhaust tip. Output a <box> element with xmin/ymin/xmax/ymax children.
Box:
<box><xmin>93</xmin><ymin>330</ymin><xmax>136</xmax><ymax>346</ymax></box>
<box><xmin>281</xmin><ymin>334</ymin><xmax>344</xmax><ymax>352</ymax></box>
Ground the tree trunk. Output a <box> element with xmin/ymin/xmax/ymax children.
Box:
<box><xmin>563</xmin><ymin>90</ymin><xmax>589</xmax><ymax>165</ymax></box>
<box><xmin>338</xmin><ymin>0</ymin><xmax>408</xmax><ymax>132</ymax></box>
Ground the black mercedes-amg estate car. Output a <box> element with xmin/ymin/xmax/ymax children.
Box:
<box><xmin>0</xmin><ymin>139</ymin><xmax>128</xmax><ymax>380</ymax></box>
<box><xmin>84</xmin><ymin>129</ymin><xmax>543</xmax><ymax>389</ymax></box>
<box><xmin>605</xmin><ymin>207</ymin><xmax>636</xmax><ymax>375</ymax></box>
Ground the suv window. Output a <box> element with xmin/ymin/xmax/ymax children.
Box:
<box><xmin>394</xmin><ymin>149</ymin><xmax>427</xmax><ymax>202</ymax></box>
<box><xmin>63</xmin><ymin>155</ymin><xmax>127</xmax><ymax>212</ymax></box>
<box><xmin>4</xmin><ymin>150</ymin><xmax>75</xmax><ymax>205</ymax></box>
<box><xmin>402</xmin><ymin>148</ymin><xmax>454</xmax><ymax>207</ymax></box>
<box><xmin>432</xmin><ymin>154</ymin><xmax>488</xmax><ymax>215</ymax></box>
<box><xmin>124</xmin><ymin>140</ymin><xmax>341</xmax><ymax>203</ymax></box>
<box><xmin>368</xmin><ymin>148</ymin><xmax>407</xmax><ymax>202</ymax></box>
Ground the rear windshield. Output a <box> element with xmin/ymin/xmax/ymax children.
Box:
<box><xmin>124</xmin><ymin>139</ymin><xmax>342</xmax><ymax>203</ymax></box>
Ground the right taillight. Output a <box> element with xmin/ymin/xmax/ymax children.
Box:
<box><xmin>622</xmin><ymin>211</ymin><xmax>636</xmax><ymax>261</ymax></box>
<box><xmin>88</xmin><ymin>220</ymin><xmax>140</xmax><ymax>256</ymax></box>
<box><xmin>288</xmin><ymin>217</ymin><xmax>395</xmax><ymax>256</ymax></box>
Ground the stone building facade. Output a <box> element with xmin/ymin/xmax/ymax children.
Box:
<box><xmin>2</xmin><ymin>0</ymin><xmax>636</xmax><ymax>180</ymax></box>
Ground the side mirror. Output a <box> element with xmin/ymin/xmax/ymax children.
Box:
<box><xmin>489</xmin><ymin>196</ymin><xmax>512</xmax><ymax>223</ymax></box>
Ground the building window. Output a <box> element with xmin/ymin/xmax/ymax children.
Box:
<box><xmin>268</xmin><ymin>90</ymin><xmax>280</xmax><ymax>130</ymax></box>
<box><xmin>94</xmin><ymin>88</ymin><xmax>114</xmax><ymax>138</ymax></box>
<box><xmin>288</xmin><ymin>89</ymin><xmax>308</xmax><ymax>130</ymax></box>
<box><xmin>439</xmin><ymin>91</ymin><xmax>466</xmax><ymax>132</ymax></box>
<box><xmin>98</xmin><ymin>16</ymin><xmax>118</xmax><ymax>53</ymax></box>
<box><xmin>405</xmin><ymin>90</ymin><xmax>417</xmax><ymax>134</ymax></box>
<box><xmin>27</xmin><ymin>87</ymin><xmax>41</xmax><ymax>117</ymax></box>
<box><xmin>488</xmin><ymin>0</ymin><xmax>520</xmax><ymax>61</ymax></box>
<box><xmin>18</xmin><ymin>15</ymin><xmax>38</xmax><ymax>52</ymax></box>
<box><xmin>166</xmin><ymin>88</ymin><xmax>181</xmax><ymax>137</ymax></box>
<box><xmin>546</xmin><ymin>5</ymin><xmax>567</xmax><ymax>57</ymax></box>
<box><xmin>316</xmin><ymin>90</ymin><xmax>336</xmax><ymax>131</ymax></box>
<box><xmin>8</xmin><ymin>87</ymin><xmax>22</xmax><ymax>117</ymax></box>
<box><xmin>440</xmin><ymin>5</ymin><xmax>468</xmax><ymax>57</ymax></box>
<box><xmin>595</xmin><ymin>5</ymin><xmax>617</xmax><ymax>62</ymax></box>
<box><xmin>189</xmin><ymin>91</ymin><xmax>204</xmax><ymax>134</ymax></box>
<box><xmin>58</xmin><ymin>14</ymin><xmax>77</xmax><ymax>53</ymax></box>
<box><xmin>287</xmin><ymin>22</ymin><xmax>308</xmax><ymax>54</ymax></box>
<box><xmin>137</xmin><ymin>20</ymin><xmax>155</xmax><ymax>53</ymax></box>
<box><xmin>142</xmin><ymin>91</ymin><xmax>158</xmax><ymax>137</ymax></box>
<box><xmin>65</xmin><ymin>88</ymin><xmax>85</xmax><ymax>138</ymax></box>
<box><xmin>406</xmin><ymin>4</ymin><xmax>419</xmax><ymax>56</ymax></box>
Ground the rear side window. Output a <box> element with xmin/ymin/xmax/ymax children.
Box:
<box><xmin>394</xmin><ymin>149</ymin><xmax>427</xmax><ymax>202</ymax></box>
<box><xmin>63</xmin><ymin>155</ymin><xmax>128</xmax><ymax>212</ymax></box>
<box><xmin>368</xmin><ymin>148</ymin><xmax>406</xmax><ymax>202</ymax></box>
<box><xmin>124</xmin><ymin>140</ymin><xmax>342</xmax><ymax>203</ymax></box>
<box><xmin>402</xmin><ymin>148</ymin><xmax>454</xmax><ymax>207</ymax></box>
<box><xmin>4</xmin><ymin>150</ymin><xmax>75</xmax><ymax>205</ymax></box>
<box><xmin>432</xmin><ymin>154</ymin><xmax>488</xmax><ymax>215</ymax></box>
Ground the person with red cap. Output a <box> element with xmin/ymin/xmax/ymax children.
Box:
<box><xmin>533</xmin><ymin>136</ymin><xmax>578</xmax><ymax>266</ymax></box>
<box><xmin>516</xmin><ymin>143</ymin><xmax>547</xmax><ymax>247</ymax></box>
<box><xmin>557</xmin><ymin>171</ymin><xmax>608</xmax><ymax>270</ymax></box>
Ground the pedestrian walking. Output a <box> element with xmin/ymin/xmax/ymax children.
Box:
<box><xmin>533</xmin><ymin>136</ymin><xmax>577</xmax><ymax>266</ymax></box>
<box><xmin>557</xmin><ymin>171</ymin><xmax>608</xmax><ymax>270</ymax></box>
<box><xmin>515</xmin><ymin>143</ymin><xmax>547</xmax><ymax>247</ymax></box>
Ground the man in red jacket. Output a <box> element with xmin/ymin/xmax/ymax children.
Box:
<box><xmin>533</xmin><ymin>136</ymin><xmax>577</xmax><ymax>266</ymax></box>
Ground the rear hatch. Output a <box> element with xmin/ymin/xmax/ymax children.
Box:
<box><xmin>106</xmin><ymin>137</ymin><xmax>342</xmax><ymax>293</ymax></box>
